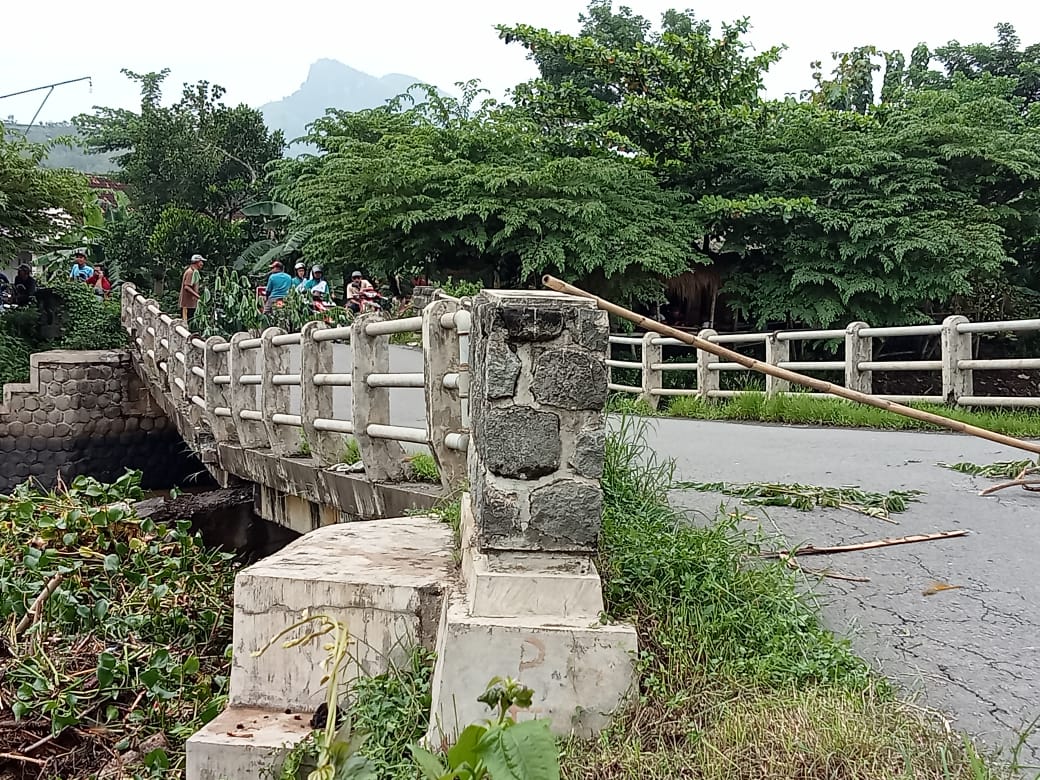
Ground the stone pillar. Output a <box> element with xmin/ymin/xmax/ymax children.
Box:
<box><xmin>422</xmin><ymin>299</ymin><xmax>467</xmax><ymax>489</ymax></box>
<box><xmin>261</xmin><ymin>327</ymin><xmax>299</xmax><ymax>457</ymax></box>
<box><xmin>468</xmin><ymin>290</ymin><xmax>608</xmax><ymax>553</ymax></box>
<box><xmin>845</xmin><ymin>322</ymin><xmax>872</xmax><ymax>394</ymax></box>
<box><xmin>941</xmin><ymin>315</ymin><xmax>973</xmax><ymax>404</ymax></box>
<box><xmin>428</xmin><ymin>290</ymin><xmax>636</xmax><ymax>745</ymax></box>
<box><xmin>299</xmin><ymin>321</ymin><xmax>346</xmax><ymax>467</ymax></box>
<box><xmin>183</xmin><ymin>334</ymin><xmax>206</xmax><ymax>430</ymax></box>
<box><xmin>765</xmin><ymin>332</ymin><xmax>790</xmax><ymax>395</ymax></box>
<box><xmin>351</xmin><ymin>312</ymin><xmax>407</xmax><ymax>481</ymax></box>
<box><xmin>228</xmin><ymin>332</ymin><xmax>268</xmax><ymax>448</ymax></box>
<box><xmin>169</xmin><ymin>318</ymin><xmax>190</xmax><ymax>409</ymax></box>
<box><xmin>696</xmin><ymin>328</ymin><xmax>719</xmax><ymax>401</ymax></box>
<box><xmin>640</xmin><ymin>331</ymin><xmax>663</xmax><ymax>410</ymax></box>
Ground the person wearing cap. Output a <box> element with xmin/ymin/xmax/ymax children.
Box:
<box><xmin>293</xmin><ymin>261</ymin><xmax>309</xmax><ymax>292</ymax></box>
<box><xmin>303</xmin><ymin>265</ymin><xmax>330</xmax><ymax>298</ymax></box>
<box><xmin>263</xmin><ymin>260</ymin><xmax>293</xmax><ymax>314</ymax></box>
<box><xmin>69</xmin><ymin>251</ymin><xmax>94</xmax><ymax>282</ymax></box>
<box><xmin>344</xmin><ymin>270</ymin><xmax>374</xmax><ymax>313</ymax></box>
<box><xmin>179</xmin><ymin>254</ymin><xmax>205</xmax><ymax>322</ymax></box>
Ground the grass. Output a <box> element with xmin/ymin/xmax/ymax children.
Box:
<box><xmin>340</xmin><ymin>437</ymin><xmax>361</xmax><ymax>465</ymax></box>
<box><xmin>407</xmin><ymin>452</ymin><xmax>441</xmax><ymax>483</ymax></box>
<box><xmin>556</xmin><ymin>415</ymin><xmax>1018</xmax><ymax>779</ymax></box>
<box><xmin>607</xmin><ymin>391</ymin><xmax>1040</xmax><ymax>438</ymax></box>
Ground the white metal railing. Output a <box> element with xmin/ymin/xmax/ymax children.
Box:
<box><xmin>609</xmin><ymin>315</ymin><xmax>1040</xmax><ymax>409</ymax></box>
<box><xmin>120</xmin><ymin>284</ymin><xmax>471</xmax><ymax>488</ymax></box>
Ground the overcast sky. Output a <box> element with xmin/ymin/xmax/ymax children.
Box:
<box><xmin>3</xmin><ymin>0</ymin><xmax>1039</xmax><ymax>124</ymax></box>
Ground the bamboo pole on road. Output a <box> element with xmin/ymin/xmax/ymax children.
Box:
<box><xmin>541</xmin><ymin>275</ymin><xmax>1040</xmax><ymax>457</ymax></box>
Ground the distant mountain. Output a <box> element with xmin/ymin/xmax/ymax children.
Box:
<box><xmin>261</xmin><ymin>59</ymin><xmax>426</xmax><ymax>148</ymax></box>
<box><xmin>4</xmin><ymin>122</ymin><xmax>117</xmax><ymax>173</ymax></box>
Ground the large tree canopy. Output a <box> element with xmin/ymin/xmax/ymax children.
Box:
<box><xmin>274</xmin><ymin>86</ymin><xmax>700</xmax><ymax>294</ymax></box>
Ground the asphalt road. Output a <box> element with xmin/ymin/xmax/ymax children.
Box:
<box><xmin>643</xmin><ymin>417</ymin><xmax>1040</xmax><ymax>769</ymax></box>
<box><xmin>268</xmin><ymin>343</ymin><xmax>1039</xmax><ymax>763</ymax></box>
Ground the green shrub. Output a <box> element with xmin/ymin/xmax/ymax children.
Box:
<box><xmin>52</xmin><ymin>280</ymin><xmax>126</xmax><ymax>351</ymax></box>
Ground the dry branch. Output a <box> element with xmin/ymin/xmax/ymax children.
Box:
<box><xmin>762</xmin><ymin>529</ymin><xmax>968</xmax><ymax>559</ymax></box>
<box><xmin>14</xmin><ymin>572</ymin><xmax>65</xmax><ymax>637</ymax></box>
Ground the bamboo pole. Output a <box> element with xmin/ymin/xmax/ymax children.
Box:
<box><xmin>762</xmin><ymin>529</ymin><xmax>969</xmax><ymax>558</ymax></box>
<box><xmin>541</xmin><ymin>275</ymin><xmax>1040</xmax><ymax>457</ymax></box>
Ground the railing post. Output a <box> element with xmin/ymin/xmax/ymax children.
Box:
<box><xmin>204</xmin><ymin>338</ymin><xmax>236</xmax><ymax>444</ymax></box>
<box><xmin>696</xmin><ymin>328</ymin><xmax>719</xmax><ymax>401</ymax></box>
<box><xmin>640</xmin><ymin>332</ymin><xmax>663</xmax><ymax>409</ymax></box>
<box><xmin>300</xmin><ymin>321</ymin><xmax>347</xmax><ymax>467</ymax></box>
<box><xmin>845</xmin><ymin>322</ymin><xmax>872</xmax><ymax>394</ymax></box>
<box><xmin>352</xmin><ymin>312</ymin><xmax>407</xmax><ymax>481</ymax></box>
<box><xmin>765</xmin><ymin>331</ymin><xmax>790</xmax><ymax>395</ymax></box>
<box><xmin>942</xmin><ymin>315</ymin><xmax>973</xmax><ymax>404</ymax></box>
<box><xmin>183</xmin><ymin>335</ymin><xmax>206</xmax><ymax>429</ymax></box>
<box><xmin>261</xmin><ymin>327</ymin><xmax>298</xmax><ymax>457</ymax></box>
<box><xmin>228</xmin><ymin>332</ymin><xmax>268</xmax><ymax>448</ymax></box>
<box><xmin>422</xmin><ymin>299</ymin><xmax>467</xmax><ymax>488</ymax></box>
<box><xmin>141</xmin><ymin>299</ymin><xmax>159</xmax><ymax>382</ymax></box>
<box><xmin>154</xmin><ymin>315</ymin><xmax>173</xmax><ymax>392</ymax></box>
<box><xmin>169</xmin><ymin>318</ymin><xmax>189</xmax><ymax>408</ymax></box>
<box><xmin>120</xmin><ymin>283</ymin><xmax>136</xmax><ymax>333</ymax></box>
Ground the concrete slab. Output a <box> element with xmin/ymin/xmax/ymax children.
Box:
<box><xmin>459</xmin><ymin>496</ymin><xmax>604</xmax><ymax>619</ymax></box>
<box><xmin>186</xmin><ymin>706</ymin><xmax>312</xmax><ymax>780</ymax></box>
<box><xmin>229</xmin><ymin>516</ymin><xmax>454</xmax><ymax>712</ymax></box>
<box><xmin>427</xmin><ymin>591</ymin><xmax>637</xmax><ymax>748</ymax></box>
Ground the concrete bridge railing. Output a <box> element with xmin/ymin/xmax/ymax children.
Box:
<box><xmin>610</xmin><ymin>316</ymin><xmax>1040</xmax><ymax>410</ymax></box>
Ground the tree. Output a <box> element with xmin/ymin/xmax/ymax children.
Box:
<box><xmin>273</xmin><ymin>85</ymin><xmax>699</xmax><ymax>297</ymax></box>
<box><xmin>74</xmin><ymin>70</ymin><xmax>285</xmax><ymax>220</ymax></box>
<box><xmin>0</xmin><ymin>123</ymin><xmax>90</xmax><ymax>259</ymax></box>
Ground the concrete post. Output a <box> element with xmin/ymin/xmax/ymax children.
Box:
<box><xmin>640</xmin><ymin>331</ymin><xmax>663</xmax><ymax>409</ymax></box>
<box><xmin>468</xmin><ymin>290</ymin><xmax>609</xmax><ymax>553</ymax></box>
<box><xmin>141</xmin><ymin>299</ymin><xmax>159</xmax><ymax>383</ymax></box>
<box><xmin>204</xmin><ymin>337</ymin><xmax>236</xmax><ymax>444</ymax></box>
<box><xmin>183</xmin><ymin>333</ymin><xmax>206</xmax><ymax>429</ymax></box>
<box><xmin>153</xmin><ymin>315</ymin><xmax>173</xmax><ymax>392</ymax></box>
<box><xmin>261</xmin><ymin>327</ymin><xmax>299</xmax><ymax>457</ymax></box>
<box><xmin>845</xmin><ymin>322</ymin><xmax>872</xmax><ymax>394</ymax></box>
<box><xmin>120</xmin><ymin>284</ymin><xmax>135</xmax><ymax>332</ymax></box>
<box><xmin>422</xmin><ymin>299</ymin><xmax>467</xmax><ymax>489</ymax></box>
<box><xmin>941</xmin><ymin>315</ymin><xmax>973</xmax><ymax>404</ymax></box>
<box><xmin>228</xmin><ymin>332</ymin><xmax>268</xmax><ymax>449</ymax></box>
<box><xmin>169</xmin><ymin>318</ymin><xmax>190</xmax><ymax>409</ymax></box>
<box><xmin>352</xmin><ymin>312</ymin><xmax>407</xmax><ymax>481</ymax></box>
<box><xmin>765</xmin><ymin>332</ymin><xmax>790</xmax><ymax>395</ymax></box>
<box><xmin>696</xmin><ymin>328</ymin><xmax>719</xmax><ymax>401</ymax></box>
<box><xmin>300</xmin><ymin>321</ymin><xmax>347</xmax><ymax>467</ymax></box>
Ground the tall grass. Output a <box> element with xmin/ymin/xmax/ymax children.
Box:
<box><xmin>560</xmin><ymin>416</ymin><xmax>1015</xmax><ymax>779</ymax></box>
<box><xmin>606</xmin><ymin>390</ymin><xmax>1040</xmax><ymax>438</ymax></box>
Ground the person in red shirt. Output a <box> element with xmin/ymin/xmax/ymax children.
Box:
<box><xmin>85</xmin><ymin>265</ymin><xmax>113</xmax><ymax>299</ymax></box>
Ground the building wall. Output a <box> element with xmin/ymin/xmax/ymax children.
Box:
<box><xmin>0</xmin><ymin>350</ymin><xmax>202</xmax><ymax>493</ymax></box>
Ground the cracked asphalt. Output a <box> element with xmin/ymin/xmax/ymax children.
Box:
<box><xmin>640</xmin><ymin>417</ymin><xmax>1040</xmax><ymax>770</ymax></box>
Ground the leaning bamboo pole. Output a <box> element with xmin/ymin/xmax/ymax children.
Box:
<box><xmin>541</xmin><ymin>275</ymin><xmax>1040</xmax><ymax>457</ymax></box>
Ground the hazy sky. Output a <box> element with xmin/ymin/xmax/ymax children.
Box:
<box><xmin>3</xmin><ymin>0</ymin><xmax>1039</xmax><ymax>124</ymax></box>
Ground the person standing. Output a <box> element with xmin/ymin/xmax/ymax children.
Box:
<box><xmin>293</xmin><ymin>261</ymin><xmax>308</xmax><ymax>292</ymax></box>
<box><xmin>263</xmin><ymin>260</ymin><xmax>293</xmax><ymax>314</ymax></box>
<box><xmin>86</xmin><ymin>265</ymin><xmax>113</xmax><ymax>299</ymax></box>
<box><xmin>69</xmin><ymin>251</ymin><xmax>93</xmax><ymax>282</ymax></box>
<box><xmin>179</xmin><ymin>254</ymin><xmax>205</xmax><ymax>322</ymax></box>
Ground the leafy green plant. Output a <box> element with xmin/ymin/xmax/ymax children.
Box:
<box><xmin>408</xmin><ymin>453</ymin><xmax>441</xmax><ymax>483</ymax></box>
<box><xmin>674</xmin><ymin>480</ymin><xmax>923</xmax><ymax>521</ymax></box>
<box><xmin>340</xmin><ymin>438</ymin><xmax>361</xmax><ymax>465</ymax></box>
<box><xmin>411</xmin><ymin>677</ymin><xmax>560</xmax><ymax>780</ymax></box>
<box><xmin>0</xmin><ymin>470</ymin><xmax>236</xmax><ymax>777</ymax></box>
<box><xmin>52</xmin><ymin>279</ymin><xmax>126</xmax><ymax>351</ymax></box>
<box><xmin>437</xmin><ymin>277</ymin><xmax>484</xmax><ymax>299</ymax></box>
<box><xmin>940</xmin><ymin>460</ymin><xmax>1039</xmax><ymax>479</ymax></box>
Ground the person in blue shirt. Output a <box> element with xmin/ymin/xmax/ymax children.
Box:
<box><xmin>69</xmin><ymin>251</ymin><xmax>93</xmax><ymax>282</ymax></box>
<box><xmin>263</xmin><ymin>260</ymin><xmax>293</xmax><ymax>313</ymax></box>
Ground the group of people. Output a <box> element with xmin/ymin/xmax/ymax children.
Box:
<box><xmin>68</xmin><ymin>252</ymin><xmax>112</xmax><ymax>298</ymax></box>
<box><xmin>176</xmin><ymin>254</ymin><xmax>382</xmax><ymax>324</ymax></box>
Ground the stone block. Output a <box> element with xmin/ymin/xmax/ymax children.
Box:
<box><xmin>0</xmin><ymin>438</ymin><xmax>15</xmax><ymax>453</ymax></box>
<box><xmin>229</xmin><ymin>517</ymin><xmax>453</xmax><ymax>711</ymax></box>
<box><xmin>528</xmin><ymin>479</ymin><xmax>602</xmax><ymax>551</ymax></box>
<box><xmin>104</xmin><ymin>406</ymin><xmax>122</xmax><ymax>420</ymax></box>
<box><xmin>497</xmin><ymin>302</ymin><xmax>565</xmax><ymax>343</ymax></box>
<box><xmin>37</xmin><ymin>423</ymin><xmax>54</xmax><ymax>438</ymax></box>
<box><xmin>570</xmin><ymin>427</ymin><xmax>605</xmax><ymax>479</ymax></box>
<box><xmin>427</xmin><ymin>592</ymin><xmax>637</xmax><ymax>746</ymax></box>
<box><xmin>52</xmin><ymin>368</ymin><xmax>68</xmax><ymax>382</ymax></box>
<box><xmin>39</xmin><ymin>368</ymin><xmax>53</xmax><ymax>383</ymax></box>
<box><xmin>46</xmin><ymin>410</ymin><xmax>62</xmax><ymax>425</ymax></box>
<box><xmin>29</xmin><ymin>461</ymin><xmax>48</xmax><ymax>477</ymax></box>
<box><xmin>33</xmin><ymin>410</ymin><xmax>48</xmax><ymax>424</ymax></box>
<box><xmin>106</xmin><ymin>379</ymin><xmax>121</xmax><ymax>393</ymax></box>
<box><xmin>68</xmin><ymin>367</ymin><xmax>85</xmax><ymax>381</ymax></box>
<box><xmin>55</xmin><ymin>396</ymin><xmax>71</xmax><ymax>412</ymax></box>
<box><xmin>7</xmin><ymin>421</ymin><xmax>24</xmax><ymax>437</ymax></box>
<box><xmin>186</xmin><ymin>707</ymin><xmax>312</xmax><ymax>780</ymax></box>
<box><xmin>139</xmin><ymin>417</ymin><xmax>153</xmax><ymax>431</ymax></box>
<box><xmin>47</xmin><ymin>381</ymin><xmax>63</xmax><ymax>397</ymax></box>
<box><xmin>54</xmin><ymin>423</ymin><xmax>71</xmax><ymax>438</ymax></box>
<box><xmin>486</xmin><ymin>333</ymin><xmax>521</xmax><ymax>399</ymax></box>
<box><xmin>533</xmin><ymin>348</ymin><xmax>608</xmax><ymax>411</ymax></box>
<box><xmin>23</xmin><ymin>397</ymin><xmax>38</xmax><ymax>412</ymax></box>
<box><xmin>565</xmin><ymin>307</ymin><xmax>610</xmax><ymax>352</ymax></box>
<box><xmin>473</xmin><ymin>480</ymin><xmax>520</xmax><ymax>544</ymax></box>
<box><xmin>81</xmin><ymin>396</ymin><xmax>97</xmax><ymax>410</ymax></box>
<box><xmin>96</xmin><ymin>395</ymin><xmax>111</xmax><ymax>409</ymax></box>
<box><xmin>480</xmin><ymin>407</ymin><xmax>560</xmax><ymax>479</ymax></box>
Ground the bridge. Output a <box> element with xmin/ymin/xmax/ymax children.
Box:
<box><xmin>114</xmin><ymin>283</ymin><xmax>1040</xmax><ymax>776</ymax></box>
<box><xmin>119</xmin><ymin>283</ymin><xmax>636</xmax><ymax>780</ymax></box>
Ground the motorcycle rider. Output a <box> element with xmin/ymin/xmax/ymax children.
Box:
<box><xmin>304</xmin><ymin>265</ymin><xmax>330</xmax><ymax>299</ymax></box>
<box><xmin>344</xmin><ymin>270</ymin><xmax>374</xmax><ymax>314</ymax></box>
<box><xmin>293</xmin><ymin>261</ymin><xmax>308</xmax><ymax>291</ymax></box>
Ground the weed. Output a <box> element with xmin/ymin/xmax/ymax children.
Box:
<box><xmin>940</xmin><ymin>460</ymin><xmax>1039</xmax><ymax>479</ymax></box>
<box><xmin>340</xmin><ymin>437</ymin><xmax>362</xmax><ymax>465</ymax></box>
<box><xmin>675</xmin><ymin>480</ymin><xmax>923</xmax><ymax>521</ymax></box>
<box><xmin>660</xmin><ymin>392</ymin><xmax>1040</xmax><ymax>437</ymax></box>
<box><xmin>408</xmin><ymin>453</ymin><xmax>441</xmax><ymax>483</ymax></box>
